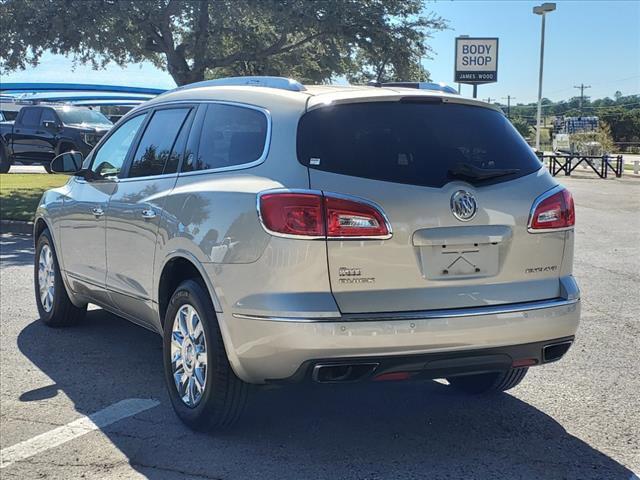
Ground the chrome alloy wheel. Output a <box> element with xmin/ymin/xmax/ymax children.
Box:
<box><xmin>38</xmin><ymin>245</ymin><xmax>55</xmax><ymax>312</ymax></box>
<box><xmin>171</xmin><ymin>304</ymin><xmax>208</xmax><ymax>408</ymax></box>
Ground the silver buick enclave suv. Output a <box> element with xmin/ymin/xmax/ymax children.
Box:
<box><xmin>34</xmin><ymin>77</ymin><xmax>580</xmax><ymax>430</ymax></box>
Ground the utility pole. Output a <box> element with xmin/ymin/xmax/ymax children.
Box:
<box><xmin>502</xmin><ymin>95</ymin><xmax>515</xmax><ymax>118</ymax></box>
<box><xmin>485</xmin><ymin>97</ymin><xmax>493</xmax><ymax>104</ymax></box>
<box><xmin>533</xmin><ymin>3</ymin><xmax>556</xmax><ymax>151</ymax></box>
<box><xmin>573</xmin><ymin>83</ymin><xmax>591</xmax><ymax>115</ymax></box>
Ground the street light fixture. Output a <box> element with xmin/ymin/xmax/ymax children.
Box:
<box><xmin>533</xmin><ymin>2</ymin><xmax>556</xmax><ymax>152</ymax></box>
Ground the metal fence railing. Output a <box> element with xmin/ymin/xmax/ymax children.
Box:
<box><xmin>536</xmin><ymin>153</ymin><xmax>624</xmax><ymax>179</ymax></box>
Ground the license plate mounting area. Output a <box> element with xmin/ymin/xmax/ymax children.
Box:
<box><xmin>412</xmin><ymin>225</ymin><xmax>511</xmax><ymax>281</ymax></box>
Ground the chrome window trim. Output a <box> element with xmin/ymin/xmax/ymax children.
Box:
<box><xmin>232</xmin><ymin>297</ymin><xmax>580</xmax><ymax>323</ymax></box>
<box><xmin>75</xmin><ymin>171</ymin><xmax>180</xmax><ymax>185</ymax></box>
<box><xmin>527</xmin><ymin>184</ymin><xmax>575</xmax><ymax>234</ymax></box>
<box><xmin>176</xmin><ymin>100</ymin><xmax>272</xmax><ymax>176</ymax></box>
<box><xmin>255</xmin><ymin>188</ymin><xmax>393</xmax><ymax>241</ymax></box>
<box><xmin>78</xmin><ymin>100</ymin><xmax>272</xmax><ymax>182</ymax></box>
<box><xmin>111</xmin><ymin>172</ymin><xmax>180</xmax><ymax>183</ymax></box>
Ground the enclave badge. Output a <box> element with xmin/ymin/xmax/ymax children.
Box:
<box><xmin>450</xmin><ymin>190</ymin><xmax>477</xmax><ymax>221</ymax></box>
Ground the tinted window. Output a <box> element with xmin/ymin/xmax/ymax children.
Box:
<box><xmin>40</xmin><ymin>109</ymin><xmax>58</xmax><ymax>125</ymax></box>
<box><xmin>164</xmin><ymin>110</ymin><xmax>193</xmax><ymax>174</ymax></box>
<box><xmin>183</xmin><ymin>104</ymin><xmax>267</xmax><ymax>172</ymax></box>
<box><xmin>128</xmin><ymin>108</ymin><xmax>191</xmax><ymax>178</ymax></box>
<box><xmin>91</xmin><ymin>114</ymin><xmax>146</xmax><ymax>177</ymax></box>
<box><xmin>297</xmin><ymin>102</ymin><xmax>542</xmax><ymax>188</ymax></box>
<box><xmin>56</xmin><ymin>108</ymin><xmax>112</xmax><ymax>127</ymax></box>
<box><xmin>20</xmin><ymin>108</ymin><xmax>41</xmax><ymax>126</ymax></box>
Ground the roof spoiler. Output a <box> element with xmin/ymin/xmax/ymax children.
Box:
<box><xmin>174</xmin><ymin>76</ymin><xmax>306</xmax><ymax>93</ymax></box>
<box><xmin>368</xmin><ymin>81</ymin><xmax>458</xmax><ymax>95</ymax></box>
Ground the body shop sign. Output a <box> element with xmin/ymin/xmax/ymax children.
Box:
<box><xmin>455</xmin><ymin>37</ymin><xmax>499</xmax><ymax>84</ymax></box>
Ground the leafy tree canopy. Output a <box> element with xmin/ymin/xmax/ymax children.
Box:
<box><xmin>0</xmin><ymin>0</ymin><xmax>447</xmax><ymax>86</ymax></box>
<box><xmin>509</xmin><ymin>116</ymin><xmax>531</xmax><ymax>139</ymax></box>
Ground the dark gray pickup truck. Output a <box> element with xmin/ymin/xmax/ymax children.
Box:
<box><xmin>0</xmin><ymin>105</ymin><xmax>113</xmax><ymax>173</ymax></box>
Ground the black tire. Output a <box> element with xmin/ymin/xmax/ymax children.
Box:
<box><xmin>163</xmin><ymin>279</ymin><xmax>249</xmax><ymax>431</ymax></box>
<box><xmin>34</xmin><ymin>229</ymin><xmax>87</xmax><ymax>327</ymax></box>
<box><xmin>0</xmin><ymin>148</ymin><xmax>10</xmax><ymax>173</ymax></box>
<box><xmin>447</xmin><ymin>367</ymin><xmax>528</xmax><ymax>394</ymax></box>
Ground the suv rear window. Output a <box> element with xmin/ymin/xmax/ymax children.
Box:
<box><xmin>297</xmin><ymin>102</ymin><xmax>541</xmax><ymax>188</ymax></box>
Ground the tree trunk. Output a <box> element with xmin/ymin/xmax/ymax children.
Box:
<box><xmin>166</xmin><ymin>59</ymin><xmax>205</xmax><ymax>86</ymax></box>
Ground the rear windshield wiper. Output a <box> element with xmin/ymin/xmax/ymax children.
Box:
<box><xmin>448</xmin><ymin>162</ymin><xmax>520</xmax><ymax>181</ymax></box>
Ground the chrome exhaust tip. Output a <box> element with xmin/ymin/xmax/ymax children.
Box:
<box><xmin>543</xmin><ymin>340</ymin><xmax>573</xmax><ymax>363</ymax></box>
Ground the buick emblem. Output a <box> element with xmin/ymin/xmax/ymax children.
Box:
<box><xmin>450</xmin><ymin>190</ymin><xmax>477</xmax><ymax>221</ymax></box>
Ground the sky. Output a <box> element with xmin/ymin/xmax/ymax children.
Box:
<box><xmin>423</xmin><ymin>0</ymin><xmax>640</xmax><ymax>103</ymax></box>
<box><xmin>2</xmin><ymin>0</ymin><xmax>638</xmax><ymax>105</ymax></box>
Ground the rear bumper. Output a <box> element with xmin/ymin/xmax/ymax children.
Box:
<box><xmin>282</xmin><ymin>337</ymin><xmax>575</xmax><ymax>384</ymax></box>
<box><xmin>222</xmin><ymin>297</ymin><xmax>580</xmax><ymax>384</ymax></box>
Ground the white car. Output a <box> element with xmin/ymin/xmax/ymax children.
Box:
<box><xmin>36</xmin><ymin>77</ymin><xmax>580</xmax><ymax>430</ymax></box>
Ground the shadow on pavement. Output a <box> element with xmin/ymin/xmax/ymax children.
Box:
<box><xmin>0</xmin><ymin>233</ymin><xmax>33</xmax><ymax>268</ymax></box>
<box><xmin>17</xmin><ymin>309</ymin><xmax>634</xmax><ymax>480</ymax></box>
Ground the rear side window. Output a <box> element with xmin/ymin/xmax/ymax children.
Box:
<box><xmin>128</xmin><ymin>108</ymin><xmax>191</xmax><ymax>178</ymax></box>
<box><xmin>297</xmin><ymin>102</ymin><xmax>541</xmax><ymax>188</ymax></box>
<box><xmin>20</xmin><ymin>108</ymin><xmax>41</xmax><ymax>126</ymax></box>
<box><xmin>182</xmin><ymin>103</ymin><xmax>268</xmax><ymax>172</ymax></box>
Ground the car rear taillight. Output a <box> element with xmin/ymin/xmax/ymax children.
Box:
<box><xmin>259</xmin><ymin>193</ymin><xmax>325</xmax><ymax>237</ymax></box>
<box><xmin>259</xmin><ymin>191</ymin><xmax>391</xmax><ymax>239</ymax></box>
<box><xmin>324</xmin><ymin>196</ymin><xmax>389</xmax><ymax>237</ymax></box>
<box><xmin>529</xmin><ymin>187</ymin><xmax>575</xmax><ymax>232</ymax></box>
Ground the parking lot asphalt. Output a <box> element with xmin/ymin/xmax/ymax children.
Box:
<box><xmin>1</xmin><ymin>175</ymin><xmax>638</xmax><ymax>479</ymax></box>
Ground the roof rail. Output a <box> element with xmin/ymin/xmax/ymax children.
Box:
<box><xmin>369</xmin><ymin>81</ymin><xmax>458</xmax><ymax>95</ymax></box>
<box><xmin>175</xmin><ymin>76</ymin><xmax>306</xmax><ymax>92</ymax></box>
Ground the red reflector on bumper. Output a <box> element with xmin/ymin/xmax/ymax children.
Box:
<box><xmin>512</xmin><ymin>358</ymin><xmax>538</xmax><ymax>368</ymax></box>
<box><xmin>373</xmin><ymin>372</ymin><xmax>412</xmax><ymax>382</ymax></box>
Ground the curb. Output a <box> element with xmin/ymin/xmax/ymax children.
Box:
<box><xmin>0</xmin><ymin>219</ymin><xmax>34</xmax><ymax>235</ymax></box>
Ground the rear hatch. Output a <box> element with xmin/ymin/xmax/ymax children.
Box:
<box><xmin>297</xmin><ymin>98</ymin><xmax>566</xmax><ymax>313</ymax></box>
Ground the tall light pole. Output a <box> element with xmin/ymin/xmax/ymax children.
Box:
<box><xmin>533</xmin><ymin>2</ymin><xmax>556</xmax><ymax>152</ymax></box>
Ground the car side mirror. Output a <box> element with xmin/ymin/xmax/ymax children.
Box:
<box><xmin>51</xmin><ymin>151</ymin><xmax>84</xmax><ymax>174</ymax></box>
<box><xmin>42</xmin><ymin>120</ymin><xmax>59</xmax><ymax>130</ymax></box>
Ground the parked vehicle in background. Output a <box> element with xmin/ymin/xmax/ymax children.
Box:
<box><xmin>34</xmin><ymin>77</ymin><xmax>580</xmax><ymax>430</ymax></box>
<box><xmin>553</xmin><ymin>133</ymin><xmax>572</xmax><ymax>154</ymax></box>
<box><xmin>0</xmin><ymin>105</ymin><xmax>112</xmax><ymax>173</ymax></box>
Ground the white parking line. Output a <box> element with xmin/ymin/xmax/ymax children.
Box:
<box><xmin>0</xmin><ymin>398</ymin><xmax>160</xmax><ymax>469</ymax></box>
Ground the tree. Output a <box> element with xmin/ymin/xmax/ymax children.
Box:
<box><xmin>0</xmin><ymin>0</ymin><xmax>447</xmax><ymax>86</ymax></box>
<box><xmin>570</xmin><ymin>123</ymin><xmax>616</xmax><ymax>154</ymax></box>
<box><xmin>510</xmin><ymin>116</ymin><xmax>531</xmax><ymax>139</ymax></box>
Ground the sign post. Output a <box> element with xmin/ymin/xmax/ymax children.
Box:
<box><xmin>454</xmin><ymin>37</ymin><xmax>499</xmax><ymax>98</ymax></box>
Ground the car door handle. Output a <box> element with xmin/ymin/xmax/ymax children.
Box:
<box><xmin>92</xmin><ymin>207</ymin><xmax>104</xmax><ymax>218</ymax></box>
<box><xmin>141</xmin><ymin>208</ymin><xmax>156</xmax><ymax>219</ymax></box>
